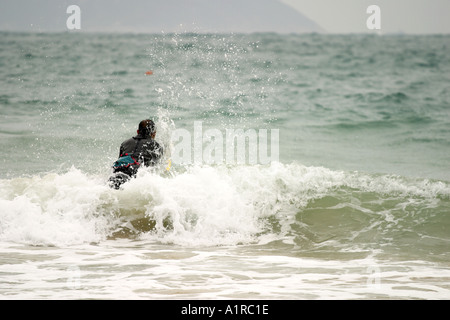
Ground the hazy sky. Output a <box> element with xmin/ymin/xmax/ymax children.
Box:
<box><xmin>281</xmin><ymin>0</ymin><xmax>450</xmax><ymax>34</ymax></box>
<box><xmin>1</xmin><ymin>0</ymin><xmax>449</xmax><ymax>34</ymax></box>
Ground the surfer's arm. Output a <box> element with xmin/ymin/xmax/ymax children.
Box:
<box><xmin>142</xmin><ymin>142</ymin><xmax>163</xmax><ymax>166</ymax></box>
<box><xmin>119</xmin><ymin>143</ymin><xmax>125</xmax><ymax>158</ymax></box>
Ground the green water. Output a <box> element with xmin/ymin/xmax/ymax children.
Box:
<box><xmin>0</xmin><ymin>32</ymin><xmax>449</xmax><ymax>299</ymax></box>
<box><xmin>1</xmin><ymin>32</ymin><xmax>450</xmax><ymax>179</ymax></box>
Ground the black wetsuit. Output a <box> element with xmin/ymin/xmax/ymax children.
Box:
<box><xmin>109</xmin><ymin>134</ymin><xmax>163</xmax><ymax>189</ymax></box>
<box><xmin>119</xmin><ymin>134</ymin><xmax>163</xmax><ymax>167</ymax></box>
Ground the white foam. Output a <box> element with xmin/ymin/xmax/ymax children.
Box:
<box><xmin>0</xmin><ymin>162</ymin><xmax>448</xmax><ymax>247</ymax></box>
<box><xmin>0</xmin><ymin>168</ymin><xmax>112</xmax><ymax>246</ymax></box>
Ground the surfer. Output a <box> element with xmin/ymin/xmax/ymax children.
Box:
<box><xmin>109</xmin><ymin>119</ymin><xmax>164</xmax><ymax>189</ymax></box>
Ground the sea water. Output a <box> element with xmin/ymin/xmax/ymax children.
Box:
<box><xmin>0</xmin><ymin>32</ymin><xmax>449</xmax><ymax>299</ymax></box>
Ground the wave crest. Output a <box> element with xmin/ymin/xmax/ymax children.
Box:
<box><xmin>0</xmin><ymin>163</ymin><xmax>448</xmax><ymax>248</ymax></box>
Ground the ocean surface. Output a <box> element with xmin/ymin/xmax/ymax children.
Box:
<box><xmin>0</xmin><ymin>31</ymin><xmax>449</xmax><ymax>300</ymax></box>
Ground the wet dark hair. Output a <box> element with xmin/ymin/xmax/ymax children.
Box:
<box><xmin>138</xmin><ymin>119</ymin><xmax>156</xmax><ymax>137</ymax></box>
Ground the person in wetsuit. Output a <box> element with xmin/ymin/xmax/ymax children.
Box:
<box><xmin>109</xmin><ymin>119</ymin><xmax>163</xmax><ymax>189</ymax></box>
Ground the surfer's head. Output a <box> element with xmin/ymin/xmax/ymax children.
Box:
<box><xmin>138</xmin><ymin>119</ymin><xmax>156</xmax><ymax>138</ymax></box>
